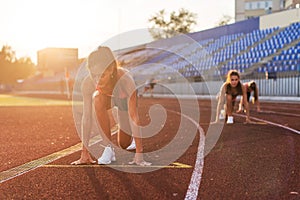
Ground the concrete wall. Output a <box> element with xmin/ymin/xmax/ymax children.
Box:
<box><xmin>259</xmin><ymin>7</ymin><xmax>300</xmax><ymax>29</ymax></box>
<box><xmin>152</xmin><ymin>76</ymin><xmax>300</xmax><ymax>97</ymax></box>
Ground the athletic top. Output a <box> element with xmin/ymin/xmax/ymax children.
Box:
<box><xmin>225</xmin><ymin>82</ymin><xmax>243</xmax><ymax>100</ymax></box>
<box><xmin>95</xmin><ymin>68</ymin><xmax>134</xmax><ymax>111</ymax></box>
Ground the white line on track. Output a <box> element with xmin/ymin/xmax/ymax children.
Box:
<box><xmin>166</xmin><ymin>110</ymin><xmax>205</xmax><ymax>200</ymax></box>
<box><xmin>259</xmin><ymin>110</ymin><xmax>300</xmax><ymax>118</ymax></box>
<box><xmin>182</xmin><ymin>108</ymin><xmax>300</xmax><ymax>199</ymax></box>
<box><xmin>234</xmin><ymin>113</ymin><xmax>300</xmax><ymax>135</ymax></box>
<box><xmin>0</xmin><ymin>143</ymin><xmax>82</xmax><ymax>184</ymax></box>
<box><xmin>0</xmin><ymin>134</ymin><xmax>105</xmax><ymax>184</ymax></box>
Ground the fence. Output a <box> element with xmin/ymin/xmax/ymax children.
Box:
<box><xmin>152</xmin><ymin>73</ymin><xmax>300</xmax><ymax>97</ymax></box>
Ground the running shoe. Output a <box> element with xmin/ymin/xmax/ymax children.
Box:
<box><xmin>226</xmin><ymin>116</ymin><xmax>234</xmax><ymax>124</ymax></box>
<box><xmin>98</xmin><ymin>145</ymin><xmax>116</xmax><ymax>164</ymax></box>
<box><xmin>126</xmin><ymin>139</ymin><xmax>136</xmax><ymax>150</ymax></box>
<box><xmin>219</xmin><ymin>109</ymin><xmax>225</xmax><ymax>120</ymax></box>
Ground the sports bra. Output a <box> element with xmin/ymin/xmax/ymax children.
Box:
<box><xmin>225</xmin><ymin>82</ymin><xmax>243</xmax><ymax>99</ymax></box>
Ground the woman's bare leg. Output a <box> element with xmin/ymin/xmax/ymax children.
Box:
<box><xmin>94</xmin><ymin>94</ymin><xmax>111</xmax><ymax>145</ymax></box>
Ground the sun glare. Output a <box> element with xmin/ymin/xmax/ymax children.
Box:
<box><xmin>3</xmin><ymin>0</ymin><xmax>102</xmax><ymax>62</ymax></box>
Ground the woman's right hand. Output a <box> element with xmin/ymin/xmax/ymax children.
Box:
<box><xmin>245</xmin><ymin>118</ymin><xmax>252</xmax><ymax>124</ymax></box>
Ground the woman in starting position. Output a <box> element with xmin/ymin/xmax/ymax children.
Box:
<box><xmin>215</xmin><ymin>70</ymin><xmax>251</xmax><ymax>124</ymax></box>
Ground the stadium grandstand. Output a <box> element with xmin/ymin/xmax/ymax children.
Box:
<box><xmin>16</xmin><ymin>7</ymin><xmax>300</xmax><ymax>98</ymax></box>
<box><xmin>116</xmin><ymin>7</ymin><xmax>300</xmax><ymax>98</ymax></box>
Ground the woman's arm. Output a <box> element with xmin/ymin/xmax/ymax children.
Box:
<box><xmin>215</xmin><ymin>83</ymin><xmax>226</xmax><ymax>122</ymax></box>
<box><xmin>237</xmin><ymin>96</ymin><xmax>244</xmax><ymax>113</ymax></box>
<box><xmin>118</xmin><ymin>68</ymin><xmax>151</xmax><ymax>165</ymax></box>
<box><xmin>121</xmin><ymin>71</ymin><xmax>142</xmax><ymax>153</ymax></box>
<box><xmin>128</xmin><ymin>89</ymin><xmax>142</xmax><ymax>153</ymax></box>
<box><xmin>241</xmin><ymin>84</ymin><xmax>250</xmax><ymax>122</ymax></box>
<box><xmin>81</xmin><ymin>77</ymin><xmax>94</xmax><ymax>147</ymax></box>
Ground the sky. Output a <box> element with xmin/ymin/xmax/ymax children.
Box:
<box><xmin>0</xmin><ymin>0</ymin><xmax>234</xmax><ymax>64</ymax></box>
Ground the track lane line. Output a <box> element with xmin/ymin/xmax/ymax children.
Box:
<box><xmin>0</xmin><ymin>143</ymin><xmax>82</xmax><ymax>184</ymax></box>
<box><xmin>0</xmin><ymin>134</ymin><xmax>104</xmax><ymax>184</ymax></box>
<box><xmin>42</xmin><ymin>162</ymin><xmax>192</xmax><ymax>168</ymax></box>
<box><xmin>166</xmin><ymin>110</ymin><xmax>205</xmax><ymax>200</ymax></box>
<box><xmin>234</xmin><ymin>113</ymin><xmax>300</xmax><ymax>135</ymax></box>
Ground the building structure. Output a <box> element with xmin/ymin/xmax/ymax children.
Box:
<box><xmin>37</xmin><ymin>48</ymin><xmax>78</xmax><ymax>77</ymax></box>
<box><xmin>234</xmin><ymin>0</ymin><xmax>300</xmax><ymax>21</ymax></box>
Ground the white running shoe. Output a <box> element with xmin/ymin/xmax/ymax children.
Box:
<box><xmin>226</xmin><ymin>116</ymin><xmax>234</xmax><ymax>124</ymax></box>
<box><xmin>98</xmin><ymin>145</ymin><xmax>116</xmax><ymax>164</ymax></box>
<box><xmin>126</xmin><ymin>139</ymin><xmax>136</xmax><ymax>150</ymax></box>
<box><xmin>219</xmin><ymin>109</ymin><xmax>225</xmax><ymax>120</ymax></box>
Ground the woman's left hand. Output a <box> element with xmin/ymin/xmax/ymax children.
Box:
<box><xmin>129</xmin><ymin>153</ymin><xmax>152</xmax><ymax>166</ymax></box>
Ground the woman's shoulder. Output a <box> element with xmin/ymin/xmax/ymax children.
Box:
<box><xmin>221</xmin><ymin>82</ymin><xmax>228</xmax><ymax>89</ymax></box>
<box><xmin>117</xmin><ymin>67</ymin><xmax>132</xmax><ymax>80</ymax></box>
<box><xmin>240</xmin><ymin>82</ymin><xmax>248</xmax><ymax>91</ymax></box>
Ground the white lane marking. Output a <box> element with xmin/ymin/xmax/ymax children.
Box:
<box><xmin>234</xmin><ymin>113</ymin><xmax>300</xmax><ymax>135</ymax></box>
<box><xmin>0</xmin><ymin>134</ymin><xmax>104</xmax><ymax>184</ymax></box>
<box><xmin>167</xmin><ymin>110</ymin><xmax>205</xmax><ymax>200</ymax></box>
<box><xmin>185</xmin><ymin>125</ymin><xmax>205</xmax><ymax>200</ymax></box>
<box><xmin>259</xmin><ymin>110</ymin><xmax>300</xmax><ymax>118</ymax></box>
<box><xmin>0</xmin><ymin>143</ymin><xmax>82</xmax><ymax>184</ymax></box>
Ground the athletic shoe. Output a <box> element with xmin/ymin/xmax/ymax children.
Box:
<box><xmin>98</xmin><ymin>145</ymin><xmax>116</xmax><ymax>164</ymax></box>
<box><xmin>226</xmin><ymin>116</ymin><xmax>234</xmax><ymax>124</ymax></box>
<box><xmin>126</xmin><ymin>139</ymin><xmax>136</xmax><ymax>150</ymax></box>
<box><xmin>219</xmin><ymin>109</ymin><xmax>225</xmax><ymax>120</ymax></box>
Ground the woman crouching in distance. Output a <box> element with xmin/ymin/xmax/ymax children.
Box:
<box><xmin>214</xmin><ymin>70</ymin><xmax>251</xmax><ymax>124</ymax></box>
<box><xmin>237</xmin><ymin>80</ymin><xmax>261</xmax><ymax>113</ymax></box>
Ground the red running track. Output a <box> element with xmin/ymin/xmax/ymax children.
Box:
<box><xmin>0</xmin><ymin>94</ymin><xmax>299</xmax><ymax>199</ymax></box>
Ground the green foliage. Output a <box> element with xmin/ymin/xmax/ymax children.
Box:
<box><xmin>148</xmin><ymin>8</ymin><xmax>197</xmax><ymax>40</ymax></box>
<box><xmin>0</xmin><ymin>45</ymin><xmax>36</xmax><ymax>84</ymax></box>
<box><xmin>216</xmin><ymin>15</ymin><xmax>233</xmax><ymax>27</ymax></box>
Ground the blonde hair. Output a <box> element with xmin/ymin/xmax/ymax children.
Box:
<box><xmin>249</xmin><ymin>81</ymin><xmax>258</xmax><ymax>101</ymax></box>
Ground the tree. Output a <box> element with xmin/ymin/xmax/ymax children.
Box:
<box><xmin>15</xmin><ymin>57</ymin><xmax>36</xmax><ymax>80</ymax></box>
<box><xmin>0</xmin><ymin>45</ymin><xmax>36</xmax><ymax>84</ymax></box>
<box><xmin>0</xmin><ymin>45</ymin><xmax>16</xmax><ymax>62</ymax></box>
<box><xmin>148</xmin><ymin>8</ymin><xmax>197</xmax><ymax>40</ymax></box>
<box><xmin>216</xmin><ymin>15</ymin><xmax>233</xmax><ymax>27</ymax></box>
